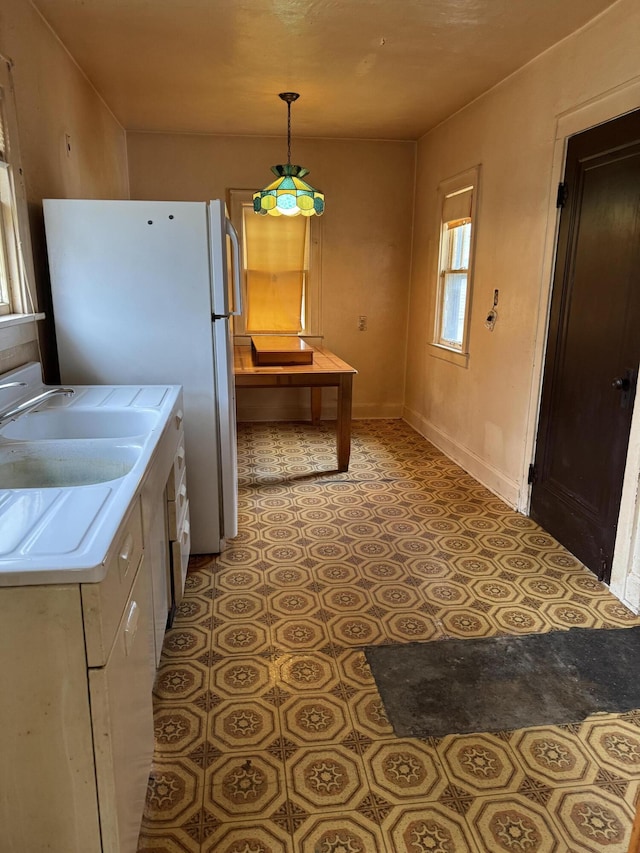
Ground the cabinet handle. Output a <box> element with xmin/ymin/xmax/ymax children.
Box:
<box><xmin>176</xmin><ymin>447</ymin><xmax>185</xmax><ymax>470</ymax></box>
<box><xmin>119</xmin><ymin>533</ymin><xmax>134</xmax><ymax>580</ymax></box>
<box><xmin>179</xmin><ymin>482</ymin><xmax>187</xmax><ymax>507</ymax></box>
<box><xmin>182</xmin><ymin>519</ymin><xmax>190</xmax><ymax>545</ymax></box>
<box><xmin>175</xmin><ymin>409</ymin><xmax>184</xmax><ymax>429</ymax></box>
<box><xmin>124</xmin><ymin>600</ymin><xmax>140</xmax><ymax>656</ymax></box>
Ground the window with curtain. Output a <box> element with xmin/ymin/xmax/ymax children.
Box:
<box><xmin>243</xmin><ymin>210</ymin><xmax>308</xmax><ymax>333</ymax></box>
<box><xmin>229</xmin><ymin>189</ymin><xmax>322</xmax><ymax>337</ymax></box>
<box><xmin>0</xmin><ymin>58</ymin><xmax>33</xmax><ymax>316</ymax></box>
<box><xmin>433</xmin><ymin>168</ymin><xmax>479</xmax><ymax>358</ymax></box>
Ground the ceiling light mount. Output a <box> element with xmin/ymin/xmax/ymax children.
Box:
<box><xmin>253</xmin><ymin>92</ymin><xmax>324</xmax><ymax>217</ymax></box>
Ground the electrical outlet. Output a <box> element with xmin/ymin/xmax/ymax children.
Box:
<box><xmin>358</xmin><ymin>315</ymin><xmax>367</xmax><ymax>331</ymax></box>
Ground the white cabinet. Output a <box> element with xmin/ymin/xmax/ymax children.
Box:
<box><xmin>0</xmin><ymin>399</ymin><xmax>190</xmax><ymax>852</ymax></box>
<box><xmin>0</xmin><ymin>584</ymin><xmax>102</xmax><ymax>853</ymax></box>
<box><xmin>166</xmin><ymin>431</ymin><xmax>190</xmax><ymax>608</ymax></box>
<box><xmin>141</xmin><ymin>407</ymin><xmax>188</xmax><ymax>658</ymax></box>
<box><xmin>0</xmin><ymin>499</ymin><xmax>152</xmax><ymax>853</ymax></box>
<box><xmin>143</xmin><ymin>486</ymin><xmax>171</xmax><ymax>665</ymax></box>
<box><xmin>81</xmin><ymin>506</ymin><xmax>145</xmax><ymax>668</ymax></box>
<box><xmin>89</xmin><ymin>558</ymin><xmax>155</xmax><ymax>853</ymax></box>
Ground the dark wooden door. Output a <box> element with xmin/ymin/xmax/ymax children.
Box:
<box><xmin>530</xmin><ymin>110</ymin><xmax>640</xmax><ymax>583</ymax></box>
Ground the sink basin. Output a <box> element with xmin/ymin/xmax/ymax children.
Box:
<box><xmin>0</xmin><ymin>408</ymin><xmax>159</xmax><ymax>441</ymax></box>
<box><xmin>0</xmin><ymin>442</ymin><xmax>142</xmax><ymax>488</ymax></box>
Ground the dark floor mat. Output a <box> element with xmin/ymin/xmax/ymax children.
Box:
<box><xmin>365</xmin><ymin>626</ymin><xmax>640</xmax><ymax>737</ymax></box>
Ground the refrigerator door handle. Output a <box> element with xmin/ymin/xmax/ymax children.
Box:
<box><xmin>225</xmin><ymin>218</ymin><xmax>243</xmax><ymax>317</ymax></box>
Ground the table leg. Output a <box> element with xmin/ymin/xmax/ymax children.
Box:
<box><xmin>629</xmin><ymin>797</ymin><xmax>640</xmax><ymax>853</ymax></box>
<box><xmin>311</xmin><ymin>387</ymin><xmax>322</xmax><ymax>425</ymax></box>
<box><xmin>336</xmin><ymin>374</ymin><xmax>353</xmax><ymax>471</ymax></box>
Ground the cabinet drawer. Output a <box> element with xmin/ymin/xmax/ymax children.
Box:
<box><xmin>167</xmin><ymin>464</ymin><xmax>188</xmax><ymax>541</ymax></box>
<box><xmin>166</xmin><ymin>432</ymin><xmax>186</xmax><ymax>501</ymax></box>
<box><xmin>81</xmin><ymin>499</ymin><xmax>144</xmax><ymax>668</ymax></box>
<box><xmin>171</xmin><ymin>507</ymin><xmax>191</xmax><ymax>607</ymax></box>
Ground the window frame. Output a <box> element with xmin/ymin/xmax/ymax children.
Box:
<box><xmin>439</xmin><ymin>219</ymin><xmax>471</xmax><ymax>349</ymax></box>
<box><xmin>0</xmin><ymin>177</ymin><xmax>13</xmax><ymax>315</ymax></box>
<box><xmin>228</xmin><ymin>188</ymin><xmax>322</xmax><ymax>338</ymax></box>
<box><xmin>0</xmin><ymin>56</ymin><xmax>36</xmax><ymax>317</ymax></box>
<box><xmin>430</xmin><ymin>166</ymin><xmax>480</xmax><ymax>367</ymax></box>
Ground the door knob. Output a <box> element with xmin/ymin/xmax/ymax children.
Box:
<box><xmin>612</xmin><ymin>377</ymin><xmax>630</xmax><ymax>391</ymax></box>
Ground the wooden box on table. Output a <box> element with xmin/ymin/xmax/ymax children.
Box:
<box><xmin>251</xmin><ymin>336</ymin><xmax>314</xmax><ymax>366</ymax></box>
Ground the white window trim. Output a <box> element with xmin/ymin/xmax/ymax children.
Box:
<box><xmin>0</xmin><ymin>55</ymin><xmax>37</xmax><ymax>317</ymax></box>
<box><xmin>0</xmin><ymin>312</ymin><xmax>44</xmax><ymax>327</ymax></box>
<box><xmin>227</xmin><ymin>188</ymin><xmax>323</xmax><ymax>338</ymax></box>
<box><xmin>430</xmin><ymin>165</ymin><xmax>480</xmax><ymax>368</ymax></box>
<box><xmin>428</xmin><ymin>342</ymin><xmax>471</xmax><ymax>368</ymax></box>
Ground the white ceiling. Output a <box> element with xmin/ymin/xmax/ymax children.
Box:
<box><xmin>34</xmin><ymin>0</ymin><xmax>620</xmax><ymax>140</ymax></box>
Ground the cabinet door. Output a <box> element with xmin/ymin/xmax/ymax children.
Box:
<box><xmin>89</xmin><ymin>558</ymin><xmax>155</xmax><ymax>853</ymax></box>
<box><xmin>146</xmin><ymin>488</ymin><xmax>171</xmax><ymax>666</ymax></box>
<box><xmin>0</xmin><ymin>585</ymin><xmax>101</xmax><ymax>853</ymax></box>
<box><xmin>171</xmin><ymin>506</ymin><xmax>191</xmax><ymax>606</ymax></box>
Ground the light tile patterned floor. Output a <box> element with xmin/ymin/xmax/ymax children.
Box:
<box><xmin>137</xmin><ymin>420</ymin><xmax>640</xmax><ymax>853</ymax></box>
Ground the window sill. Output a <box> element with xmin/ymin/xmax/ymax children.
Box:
<box><xmin>428</xmin><ymin>343</ymin><xmax>469</xmax><ymax>368</ymax></box>
<box><xmin>0</xmin><ymin>312</ymin><xmax>45</xmax><ymax>328</ymax></box>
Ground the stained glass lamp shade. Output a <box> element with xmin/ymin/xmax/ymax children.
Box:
<box><xmin>253</xmin><ymin>93</ymin><xmax>325</xmax><ymax>217</ymax></box>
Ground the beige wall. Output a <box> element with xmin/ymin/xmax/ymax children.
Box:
<box><xmin>404</xmin><ymin>0</ymin><xmax>640</xmax><ymax>603</ymax></box>
<box><xmin>127</xmin><ymin>133</ymin><xmax>415</xmax><ymax>420</ymax></box>
<box><xmin>0</xmin><ymin>0</ymin><xmax>128</xmax><ymax>377</ymax></box>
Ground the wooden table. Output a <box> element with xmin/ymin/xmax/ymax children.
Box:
<box><xmin>234</xmin><ymin>344</ymin><xmax>357</xmax><ymax>471</ymax></box>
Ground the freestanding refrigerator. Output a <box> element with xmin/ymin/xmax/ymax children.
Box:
<box><xmin>43</xmin><ymin>198</ymin><xmax>240</xmax><ymax>555</ymax></box>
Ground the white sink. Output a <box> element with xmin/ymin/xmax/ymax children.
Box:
<box><xmin>0</xmin><ymin>362</ymin><xmax>183</xmax><ymax>583</ymax></box>
<box><xmin>1</xmin><ymin>408</ymin><xmax>159</xmax><ymax>441</ymax></box>
<box><xmin>0</xmin><ymin>442</ymin><xmax>141</xmax><ymax>488</ymax></box>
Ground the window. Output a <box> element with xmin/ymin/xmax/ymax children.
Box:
<box><xmin>229</xmin><ymin>190</ymin><xmax>322</xmax><ymax>337</ymax></box>
<box><xmin>433</xmin><ymin>167</ymin><xmax>479</xmax><ymax>360</ymax></box>
<box><xmin>439</xmin><ymin>217</ymin><xmax>471</xmax><ymax>348</ymax></box>
<box><xmin>0</xmin><ymin>57</ymin><xmax>34</xmax><ymax>316</ymax></box>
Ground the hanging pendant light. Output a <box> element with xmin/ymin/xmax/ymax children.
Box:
<box><xmin>253</xmin><ymin>93</ymin><xmax>325</xmax><ymax>217</ymax></box>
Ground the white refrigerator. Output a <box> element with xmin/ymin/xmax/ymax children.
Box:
<box><xmin>43</xmin><ymin>198</ymin><xmax>241</xmax><ymax>554</ymax></box>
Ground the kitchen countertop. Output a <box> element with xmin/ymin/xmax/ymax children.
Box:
<box><xmin>0</xmin><ymin>363</ymin><xmax>181</xmax><ymax>586</ymax></box>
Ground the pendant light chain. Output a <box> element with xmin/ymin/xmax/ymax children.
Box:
<box><xmin>287</xmin><ymin>99</ymin><xmax>292</xmax><ymax>166</ymax></box>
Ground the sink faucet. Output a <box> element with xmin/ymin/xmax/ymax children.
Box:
<box><xmin>0</xmin><ymin>387</ymin><xmax>75</xmax><ymax>425</ymax></box>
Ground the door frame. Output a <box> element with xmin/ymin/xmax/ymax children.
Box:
<box><xmin>521</xmin><ymin>77</ymin><xmax>640</xmax><ymax>609</ymax></box>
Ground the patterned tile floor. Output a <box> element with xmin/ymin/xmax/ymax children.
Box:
<box><xmin>137</xmin><ymin>419</ymin><xmax>640</xmax><ymax>853</ymax></box>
